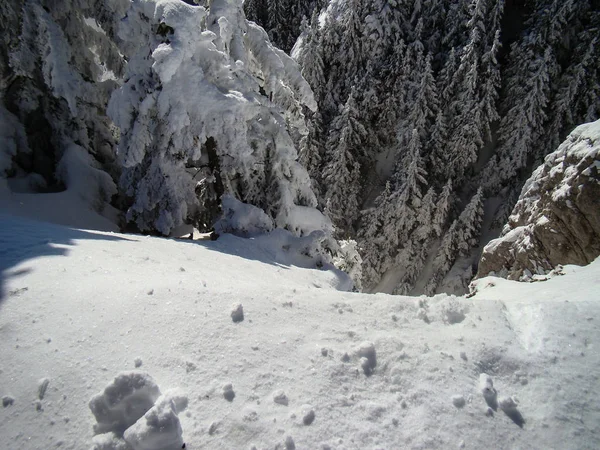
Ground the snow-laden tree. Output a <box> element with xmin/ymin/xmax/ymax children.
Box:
<box><xmin>359</xmin><ymin>129</ymin><xmax>428</xmax><ymax>289</ymax></box>
<box><xmin>431</xmin><ymin>178</ymin><xmax>453</xmax><ymax>238</ymax></box>
<box><xmin>425</xmin><ymin>187</ymin><xmax>484</xmax><ymax>295</ymax></box>
<box><xmin>296</xmin><ymin>10</ymin><xmax>326</xmax><ymax>104</ymax></box>
<box><xmin>1</xmin><ymin>0</ymin><xmax>127</xmax><ymax>215</ymax></box>
<box><xmin>440</xmin><ymin>0</ymin><xmax>503</xmax><ymax>184</ymax></box>
<box><xmin>322</xmin><ymin>90</ymin><xmax>366</xmax><ymax>236</ymax></box>
<box><xmin>542</xmin><ymin>10</ymin><xmax>600</xmax><ymax>156</ymax></box>
<box><xmin>482</xmin><ymin>0</ymin><xmax>581</xmax><ymax>192</ymax></box>
<box><xmin>298</xmin><ymin>110</ymin><xmax>325</xmax><ymax>199</ymax></box>
<box><xmin>482</xmin><ymin>45</ymin><xmax>556</xmax><ymax>190</ymax></box>
<box><xmin>406</xmin><ymin>53</ymin><xmax>439</xmax><ymax>142</ymax></box>
<box><xmin>456</xmin><ymin>187</ymin><xmax>485</xmax><ymax>255</ymax></box>
<box><xmin>244</xmin><ymin>0</ymin><xmax>325</xmax><ymax>54</ymax></box>
<box><xmin>479</xmin><ymin>29</ymin><xmax>501</xmax><ymax>143</ymax></box>
<box><xmin>358</xmin><ymin>181</ymin><xmax>391</xmax><ymax>287</ymax></box>
<box><xmin>363</xmin><ymin>0</ymin><xmax>412</xmax><ymax>63</ymax></box>
<box><xmin>424</xmin><ymin>220</ymin><xmax>459</xmax><ymax>295</ymax></box>
<box><xmin>109</xmin><ymin>0</ymin><xmax>321</xmax><ymax>235</ymax></box>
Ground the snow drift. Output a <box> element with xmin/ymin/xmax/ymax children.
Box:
<box><xmin>1</xmin><ymin>214</ymin><xmax>599</xmax><ymax>449</ymax></box>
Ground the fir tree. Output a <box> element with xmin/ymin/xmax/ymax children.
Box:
<box><xmin>322</xmin><ymin>91</ymin><xmax>366</xmax><ymax>236</ymax></box>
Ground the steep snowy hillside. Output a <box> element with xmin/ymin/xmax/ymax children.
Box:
<box><xmin>1</xmin><ymin>214</ymin><xmax>599</xmax><ymax>449</ymax></box>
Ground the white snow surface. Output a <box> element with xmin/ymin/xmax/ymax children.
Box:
<box><xmin>1</xmin><ymin>214</ymin><xmax>600</xmax><ymax>449</ymax></box>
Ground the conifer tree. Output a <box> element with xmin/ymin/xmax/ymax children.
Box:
<box><xmin>322</xmin><ymin>91</ymin><xmax>366</xmax><ymax>236</ymax></box>
<box><xmin>456</xmin><ymin>188</ymin><xmax>485</xmax><ymax>255</ymax></box>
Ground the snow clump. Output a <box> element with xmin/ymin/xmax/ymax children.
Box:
<box><xmin>89</xmin><ymin>372</ymin><xmax>161</xmax><ymax>435</ymax></box>
<box><xmin>89</xmin><ymin>372</ymin><xmax>187</xmax><ymax>450</ymax></box>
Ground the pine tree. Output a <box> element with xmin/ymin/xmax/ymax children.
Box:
<box><xmin>479</xmin><ymin>29</ymin><xmax>501</xmax><ymax>143</ymax></box>
<box><xmin>110</xmin><ymin>0</ymin><xmax>320</xmax><ymax>235</ymax></box>
<box><xmin>483</xmin><ymin>45</ymin><xmax>556</xmax><ymax>190</ymax></box>
<box><xmin>424</xmin><ymin>220</ymin><xmax>459</xmax><ymax>295</ymax></box>
<box><xmin>297</xmin><ymin>11</ymin><xmax>326</xmax><ymax>103</ymax></box>
<box><xmin>456</xmin><ymin>188</ymin><xmax>485</xmax><ymax>255</ymax></box>
<box><xmin>432</xmin><ymin>179</ymin><xmax>453</xmax><ymax>238</ymax></box>
<box><xmin>413</xmin><ymin>187</ymin><xmax>437</xmax><ymax>241</ymax></box>
<box><xmin>482</xmin><ymin>0</ymin><xmax>582</xmax><ymax>192</ymax></box>
<box><xmin>322</xmin><ymin>91</ymin><xmax>366</xmax><ymax>236</ymax></box>
<box><xmin>406</xmin><ymin>53</ymin><xmax>439</xmax><ymax>142</ymax></box>
<box><xmin>298</xmin><ymin>110</ymin><xmax>325</xmax><ymax>197</ymax></box>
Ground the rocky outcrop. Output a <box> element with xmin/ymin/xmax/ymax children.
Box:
<box><xmin>478</xmin><ymin>120</ymin><xmax>600</xmax><ymax>280</ymax></box>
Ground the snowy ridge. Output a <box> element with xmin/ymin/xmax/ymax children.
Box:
<box><xmin>1</xmin><ymin>215</ymin><xmax>599</xmax><ymax>449</ymax></box>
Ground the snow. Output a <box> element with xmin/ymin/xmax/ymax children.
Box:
<box><xmin>1</xmin><ymin>213</ymin><xmax>600</xmax><ymax>449</ymax></box>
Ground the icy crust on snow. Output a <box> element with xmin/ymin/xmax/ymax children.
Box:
<box><xmin>1</xmin><ymin>216</ymin><xmax>600</xmax><ymax>449</ymax></box>
<box><xmin>110</xmin><ymin>0</ymin><xmax>319</xmax><ymax>235</ymax></box>
<box><xmin>479</xmin><ymin>120</ymin><xmax>600</xmax><ymax>280</ymax></box>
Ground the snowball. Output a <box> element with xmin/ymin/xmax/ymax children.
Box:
<box><xmin>124</xmin><ymin>395</ymin><xmax>185</xmax><ymax>450</ymax></box>
<box><xmin>89</xmin><ymin>372</ymin><xmax>161</xmax><ymax>435</ymax></box>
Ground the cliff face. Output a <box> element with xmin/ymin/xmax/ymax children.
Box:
<box><xmin>478</xmin><ymin>120</ymin><xmax>600</xmax><ymax>280</ymax></box>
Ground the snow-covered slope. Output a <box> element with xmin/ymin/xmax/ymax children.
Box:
<box><xmin>1</xmin><ymin>214</ymin><xmax>599</xmax><ymax>449</ymax></box>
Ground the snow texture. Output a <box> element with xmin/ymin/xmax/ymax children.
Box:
<box><xmin>1</xmin><ymin>213</ymin><xmax>600</xmax><ymax>449</ymax></box>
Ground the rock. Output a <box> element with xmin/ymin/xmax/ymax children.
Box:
<box><xmin>478</xmin><ymin>120</ymin><xmax>600</xmax><ymax>280</ymax></box>
<box><xmin>2</xmin><ymin>396</ymin><xmax>14</xmax><ymax>407</ymax></box>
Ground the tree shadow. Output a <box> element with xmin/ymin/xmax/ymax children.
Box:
<box><xmin>0</xmin><ymin>214</ymin><xmax>135</xmax><ymax>305</ymax></box>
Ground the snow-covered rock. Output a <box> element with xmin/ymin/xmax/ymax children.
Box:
<box><xmin>478</xmin><ymin>120</ymin><xmax>600</xmax><ymax>280</ymax></box>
